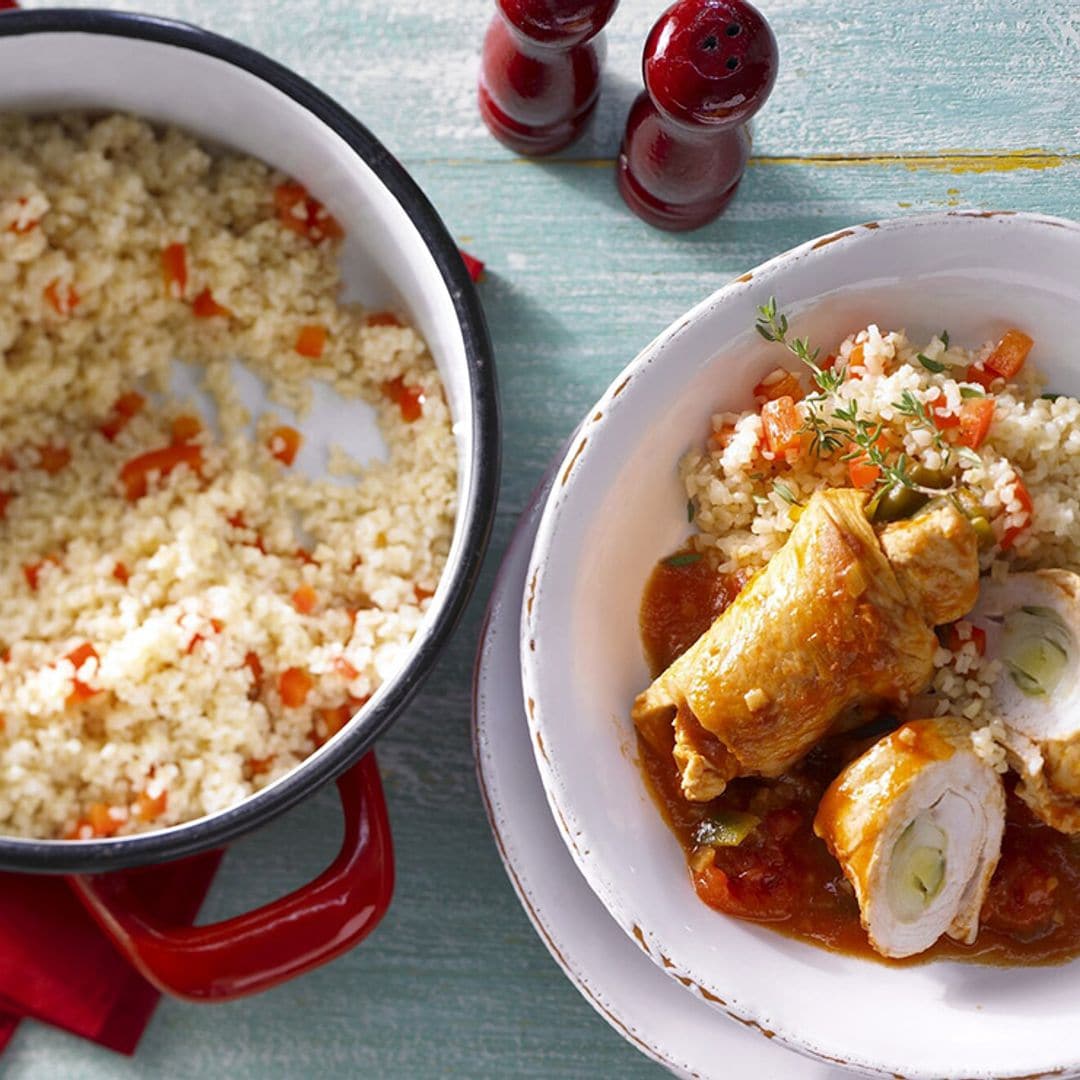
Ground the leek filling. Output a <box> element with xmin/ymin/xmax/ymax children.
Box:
<box><xmin>1002</xmin><ymin>605</ymin><xmax>1072</xmax><ymax>697</ymax></box>
<box><xmin>887</xmin><ymin>818</ymin><xmax>947</xmax><ymax>923</ymax></box>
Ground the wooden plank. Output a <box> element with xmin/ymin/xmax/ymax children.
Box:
<box><xmin>50</xmin><ymin>0</ymin><xmax>1080</xmax><ymax>159</ymax></box>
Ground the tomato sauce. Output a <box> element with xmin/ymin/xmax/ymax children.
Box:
<box><xmin>638</xmin><ymin>552</ymin><xmax>1080</xmax><ymax>964</ymax></box>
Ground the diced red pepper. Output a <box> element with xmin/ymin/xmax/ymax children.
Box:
<box><xmin>171</xmin><ymin>415</ymin><xmax>202</xmax><ymax>444</ymax></box>
<box><xmin>944</xmin><ymin>623</ymin><xmax>987</xmax><ymax>655</ymax></box>
<box><xmin>100</xmin><ymin>391</ymin><xmax>146</xmax><ymax>441</ymax></box>
<box><xmin>66</xmin><ymin>642</ymin><xmax>98</xmax><ymax>669</ymax></box>
<box><xmin>753</xmin><ymin>369</ymin><xmax>803</xmax><ymax>404</ymax></box>
<box><xmin>244</xmin><ymin>651</ymin><xmax>264</xmax><ymax>684</ymax></box>
<box><xmin>760</xmin><ymin>396</ymin><xmax>804</xmax><ymax>457</ymax></box>
<box><xmin>65</xmin><ymin>642</ymin><xmax>100</xmax><ymax>706</ymax></box>
<box><xmin>121</xmin><ymin>444</ymin><xmax>203</xmax><ymax>500</ymax></box>
<box><xmin>413</xmin><ymin>584</ymin><xmax>434</xmax><ymax>603</ymax></box>
<box><xmin>335</xmin><ymin>657</ymin><xmax>359</xmax><ymax>681</ymax></box>
<box><xmin>459</xmin><ymin>249</ymin><xmax>485</xmax><ymax>283</ymax></box>
<box><xmin>931</xmin><ymin>405</ymin><xmax>960</xmax><ymax>431</ymax></box>
<box><xmin>43</xmin><ymin>279</ymin><xmax>79</xmax><ymax>316</ymax></box>
<box><xmin>113</xmin><ymin>561</ymin><xmax>130</xmax><ymax>584</ymax></box>
<box><xmin>36</xmin><ymin>444</ymin><xmax>70</xmax><ymax>474</ymax></box>
<box><xmin>292</xmin><ymin>584</ymin><xmax>317</xmax><ymax>614</ymax></box>
<box><xmin>268</xmin><ymin>425</ymin><xmax>302</xmax><ymax>465</ymax></box>
<box><xmin>295</xmin><ymin>547</ymin><xmax>317</xmax><ymax>566</ymax></box>
<box><xmin>364</xmin><ymin>311</ymin><xmax>403</xmax><ymax>328</ymax></box>
<box><xmin>161</xmin><ymin>243</ymin><xmax>188</xmax><ymax>299</ymax></box>
<box><xmin>246</xmin><ymin>756</ymin><xmax>275</xmax><ymax>777</ymax></box>
<box><xmin>1000</xmin><ymin>474</ymin><xmax>1034</xmax><ymax>552</ymax></box>
<box><xmin>846</xmin><ymin>445</ymin><xmax>881</xmax><ymax>489</ymax></box>
<box><xmin>314</xmin><ymin>704</ymin><xmax>351</xmax><ymax>746</ymax></box>
<box><xmin>273</xmin><ymin>181</ymin><xmax>343</xmax><ymax>244</ymax></box>
<box><xmin>295</xmin><ymin>324</ymin><xmax>327</xmax><ymax>358</ymax></box>
<box><xmin>279</xmin><ymin>666</ymin><xmax>312</xmax><ymax>708</ymax></box>
<box><xmin>191</xmin><ymin>288</ymin><xmax>232</xmax><ymax>319</ymax></box>
<box><xmin>985</xmin><ymin>329</ymin><xmax>1033</xmax><ymax>379</ymax></box>
<box><xmin>136</xmin><ymin>788</ymin><xmax>168</xmax><ymax>822</ymax></box>
<box><xmin>87</xmin><ymin>803</ymin><xmax>124</xmax><ymax>837</ymax></box>
<box><xmin>958</xmin><ymin>397</ymin><xmax>995</xmax><ymax>449</ymax></box>
<box><xmin>846</xmin><ymin>343</ymin><xmax>866</xmax><ymax>376</ymax></box>
<box><xmin>24</xmin><ymin>555</ymin><xmax>59</xmax><ymax>591</ymax></box>
<box><xmin>965</xmin><ymin>364</ymin><xmax>999</xmax><ymax>392</ymax></box>
<box><xmin>381</xmin><ymin>375</ymin><xmax>425</xmax><ymax>422</ymax></box>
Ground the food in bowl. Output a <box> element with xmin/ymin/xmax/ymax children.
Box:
<box><xmin>0</xmin><ymin>113</ymin><xmax>455</xmax><ymax>839</ymax></box>
<box><xmin>633</xmin><ymin>301</ymin><xmax>1080</xmax><ymax>961</ymax></box>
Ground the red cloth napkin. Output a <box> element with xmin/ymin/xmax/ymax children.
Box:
<box><xmin>0</xmin><ymin>851</ymin><xmax>222</xmax><ymax>1055</ymax></box>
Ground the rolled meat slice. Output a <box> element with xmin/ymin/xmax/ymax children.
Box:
<box><xmin>969</xmin><ymin>569</ymin><xmax>1080</xmax><ymax>833</ymax></box>
<box><xmin>632</xmin><ymin>489</ymin><xmax>979</xmax><ymax>801</ymax></box>
<box><xmin>814</xmin><ymin>717</ymin><xmax>1005</xmax><ymax>959</ymax></box>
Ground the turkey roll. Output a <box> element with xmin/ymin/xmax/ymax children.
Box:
<box><xmin>969</xmin><ymin>568</ymin><xmax>1080</xmax><ymax>833</ymax></box>
<box><xmin>814</xmin><ymin>717</ymin><xmax>1005</xmax><ymax>959</ymax></box>
<box><xmin>632</xmin><ymin>488</ymin><xmax>979</xmax><ymax>801</ymax></box>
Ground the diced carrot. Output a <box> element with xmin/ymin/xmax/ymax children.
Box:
<box><xmin>43</xmin><ymin>279</ymin><xmax>79</xmax><ymax>316</ymax></box>
<box><xmin>278</xmin><ymin>666</ymin><xmax>312</xmax><ymax>708</ymax></box>
<box><xmin>1000</xmin><ymin>474</ymin><xmax>1034</xmax><ymax>552</ymax></box>
<box><xmin>36</xmin><ymin>444</ymin><xmax>70</xmax><ymax>474</ymax></box>
<box><xmin>113</xmin><ymin>561</ymin><xmax>130</xmax><ymax>584</ymax></box>
<box><xmin>292</xmin><ymin>584</ymin><xmax>317</xmax><ymax>614</ymax></box>
<box><xmin>295</xmin><ymin>324</ymin><xmax>327</xmax><ymax>358</ymax></box>
<box><xmin>161</xmin><ymin>243</ymin><xmax>188</xmax><ymax>299</ymax></box>
<box><xmin>65</xmin><ymin>642</ymin><xmax>100</xmax><ymax>705</ymax></box>
<box><xmin>210</xmin><ymin>619</ymin><xmax>224</xmax><ymax>634</ymax></box>
<box><xmin>88</xmin><ymin>803</ymin><xmax>125</xmax><ymax>837</ymax></box>
<box><xmin>846</xmin><ymin>343</ymin><xmax>866</xmax><ymax>376</ymax></box>
<box><xmin>414</xmin><ymin>584</ymin><xmax>434</xmax><ymax>603</ymax></box>
<box><xmin>121</xmin><ymin>444</ymin><xmax>202</xmax><ymax>500</ymax></box>
<box><xmin>100</xmin><ymin>390</ymin><xmax>147</xmax><ymax>441</ymax></box>
<box><xmin>268</xmin><ymin>425</ymin><xmax>302</xmax><ymax>465</ymax></box>
<box><xmin>273</xmin><ymin>181</ymin><xmax>343</xmax><ymax>244</ymax></box>
<box><xmin>364</xmin><ymin>311</ymin><xmax>403</xmax><ymax>328</ymax></box>
<box><xmin>191</xmin><ymin>288</ymin><xmax>232</xmax><ymax>319</ymax></box>
<box><xmin>136</xmin><ymin>788</ymin><xmax>168</xmax><ymax>822</ymax></box>
<box><xmin>944</xmin><ymin>623</ymin><xmax>987</xmax><ymax>655</ymax></box>
<box><xmin>846</xmin><ymin>446</ymin><xmax>880</xmax><ymax>489</ymax></box>
<box><xmin>821</xmin><ymin>354</ymin><xmax>838</xmax><ymax>371</ymax></box>
<box><xmin>23</xmin><ymin>555</ymin><xmax>59</xmax><ymax>591</ymax></box>
<box><xmin>965</xmin><ymin>364</ymin><xmax>998</xmax><ymax>392</ymax></box>
<box><xmin>244</xmin><ymin>651</ymin><xmax>264</xmax><ymax>683</ymax></box>
<box><xmin>958</xmin><ymin>397</ymin><xmax>995</xmax><ymax>450</ymax></box>
<box><xmin>171</xmin><ymin>414</ymin><xmax>202</xmax><ymax>444</ymax></box>
<box><xmin>246</xmin><ymin>756</ymin><xmax>275</xmax><ymax>777</ymax></box>
<box><xmin>314</xmin><ymin>704</ymin><xmax>351</xmax><ymax>746</ymax></box>
<box><xmin>753</xmin><ymin>369</ymin><xmax>804</xmax><ymax>404</ymax></box>
<box><xmin>335</xmin><ymin>657</ymin><xmax>359</xmax><ymax>680</ymax></box>
<box><xmin>381</xmin><ymin>375</ymin><xmax>425</xmax><ymax>422</ymax></box>
<box><xmin>985</xmin><ymin>329</ymin><xmax>1033</xmax><ymax>379</ymax></box>
<box><xmin>760</xmin><ymin>396</ymin><xmax>804</xmax><ymax>457</ymax></box>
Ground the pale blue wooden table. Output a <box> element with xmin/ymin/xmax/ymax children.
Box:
<box><xmin>4</xmin><ymin>1</ymin><xmax>1079</xmax><ymax>1076</ymax></box>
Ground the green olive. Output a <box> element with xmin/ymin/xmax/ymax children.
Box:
<box><xmin>872</xmin><ymin>485</ymin><xmax>930</xmax><ymax>523</ymax></box>
<box><xmin>909</xmin><ymin>464</ymin><xmax>950</xmax><ymax>490</ymax></box>
<box><xmin>970</xmin><ymin>515</ymin><xmax>994</xmax><ymax>548</ymax></box>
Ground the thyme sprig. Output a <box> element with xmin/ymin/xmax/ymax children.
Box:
<box><xmin>755</xmin><ymin>297</ymin><xmax>846</xmax><ymax>395</ymax></box>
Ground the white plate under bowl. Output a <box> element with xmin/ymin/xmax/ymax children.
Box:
<box><xmin>520</xmin><ymin>212</ymin><xmax>1080</xmax><ymax>1079</ymax></box>
<box><xmin>473</xmin><ymin>466</ymin><xmax>843</xmax><ymax>1080</ymax></box>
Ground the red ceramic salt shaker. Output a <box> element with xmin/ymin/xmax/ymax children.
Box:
<box><xmin>478</xmin><ymin>0</ymin><xmax>620</xmax><ymax>156</ymax></box>
<box><xmin>617</xmin><ymin>0</ymin><xmax>778</xmax><ymax>230</ymax></box>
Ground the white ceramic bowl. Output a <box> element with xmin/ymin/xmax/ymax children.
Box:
<box><xmin>521</xmin><ymin>211</ymin><xmax>1080</xmax><ymax>1079</ymax></box>
<box><xmin>0</xmin><ymin>10</ymin><xmax>499</xmax><ymax>873</ymax></box>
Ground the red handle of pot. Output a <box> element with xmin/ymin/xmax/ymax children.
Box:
<box><xmin>69</xmin><ymin>752</ymin><xmax>393</xmax><ymax>1002</ymax></box>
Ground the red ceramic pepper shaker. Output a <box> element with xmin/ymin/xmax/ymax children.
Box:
<box><xmin>617</xmin><ymin>0</ymin><xmax>779</xmax><ymax>230</ymax></box>
<box><xmin>478</xmin><ymin>0</ymin><xmax>620</xmax><ymax>156</ymax></box>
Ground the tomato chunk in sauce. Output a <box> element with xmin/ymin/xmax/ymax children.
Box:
<box><xmin>638</xmin><ymin>551</ymin><xmax>1080</xmax><ymax>964</ymax></box>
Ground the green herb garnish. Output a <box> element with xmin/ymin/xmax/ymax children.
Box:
<box><xmin>772</xmin><ymin>480</ymin><xmax>798</xmax><ymax>505</ymax></box>
<box><xmin>917</xmin><ymin>353</ymin><xmax>946</xmax><ymax>374</ymax></box>
<box><xmin>693</xmin><ymin>810</ymin><xmax>760</xmax><ymax>848</ymax></box>
<box><xmin>663</xmin><ymin>552</ymin><xmax>703</xmax><ymax>568</ymax></box>
<box><xmin>960</xmin><ymin>386</ymin><xmax>986</xmax><ymax>399</ymax></box>
<box><xmin>755</xmin><ymin>297</ymin><xmax>845</xmax><ymax>395</ymax></box>
<box><xmin>940</xmin><ymin>330</ymin><xmax>950</xmax><ymax>349</ymax></box>
<box><xmin>687</xmin><ymin>498</ymin><xmax>696</xmax><ymax>522</ymax></box>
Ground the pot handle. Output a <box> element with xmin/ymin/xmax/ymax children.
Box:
<box><xmin>69</xmin><ymin>752</ymin><xmax>394</xmax><ymax>1002</ymax></box>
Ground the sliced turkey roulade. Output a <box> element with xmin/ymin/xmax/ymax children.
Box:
<box><xmin>814</xmin><ymin>717</ymin><xmax>1005</xmax><ymax>959</ymax></box>
<box><xmin>969</xmin><ymin>568</ymin><xmax>1080</xmax><ymax>833</ymax></box>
